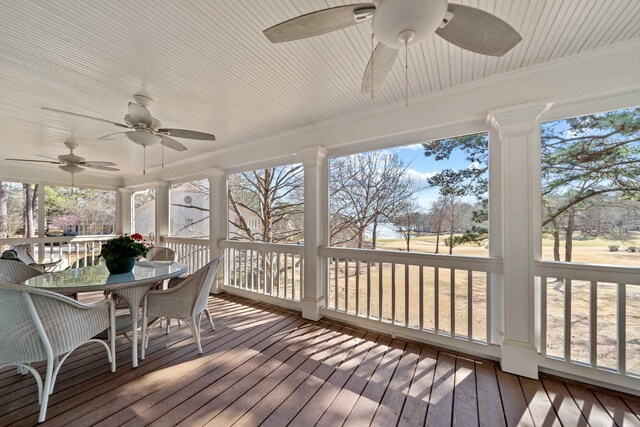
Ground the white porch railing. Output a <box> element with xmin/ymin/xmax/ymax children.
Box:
<box><xmin>220</xmin><ymin>240</ymin><xmax>304</xmax><ymax>304</ymax></box>
<box><xmin>0</xmin><ymin>235</ymin><xmax>114</xmax><ymax>269</ymax></box>
<box><xmin>319</xmin><ymin>247</ymin><xmax>502</xmax><ymax>357</ymax></box>
<box><xmin>535</xmin><ymin>261</ymin><xmax>640</xmax><ymax>389</ymax></box>
<box><xmin>161</xmin><ymin>237</ymin><xmax>211</xmax><ymax>273</ymax></box>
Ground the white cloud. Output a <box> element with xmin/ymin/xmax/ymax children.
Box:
<box><xmin>468</xmin><ymin>161</ymin><xmax>481</xmax><ymax>170</ymax></box>
<box><xmin>406</xmin><ymin>168</ymin><xmax>436</xmax><ymax>182</ymax></box>
<box><xmin>404</xmin><ymin>143</ymin><xmax>424</xmax><ymax>151</ymax></box>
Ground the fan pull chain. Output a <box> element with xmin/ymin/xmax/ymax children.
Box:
<box><xmin>405</xmin><ymin>41</ymin><xmax>408</xmax><ymax>107</ymax></box>
<box><xmin>143</xmin><ymin>146</ymin><xmax>146</xmax><ymax>175</ymax></box>
<box><xmin>162</xmin><ymin>143</ymin><xmax>165</xmax><ymax>169</ymax></box>
<box><xmin>371</xmin><ymin>32</ymin><xmax>375</xmax><ymax>101</ymax></box>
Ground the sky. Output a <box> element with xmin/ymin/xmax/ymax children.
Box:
<box><xmin>330</xmin><ymin>135</ymin><xmax>487</xmax><ymax>213</ymax></box>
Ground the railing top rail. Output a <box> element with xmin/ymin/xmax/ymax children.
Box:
<box><xmin>320</xmin><ymin>246</ymin><xmax>502</xmax><ymax>272</ymax></box>
<box><xmin>220</xmin><ymin>239</ymin><xmax>305</xmax><ymax>255</ymax></box>
<box><xmin>0</xmin><ymin>235</ymin><xmax>115</xmax><ymax>245</ymax></box>
<box><xmin>535</xmin><ymin>260</ymin><xmax>640</xmax><ymax>285</ymax></box>
<box><xmin>161</xmin><ymin>236</ymin><xmax>211</xmax><ymax>245</ymax></box>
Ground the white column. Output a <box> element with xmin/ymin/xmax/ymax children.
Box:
<box><xmin>488</xmin><ymin>102</ymin><xmax>551</xmax><ymax>379</ymax></box>
<box><xmin>37</xmin><ymin>183</ymin><xmax>46</xmax><ymax>263</ymax></box>
<box><xmin>487</xmin><ymin>127</ymin><xmax>503</xmax><ymax>346</ymax></box>
<box><xmin>116</xmin><ymin>188</ymin><xmax>133</xmax><ymax>235</ymax></box>
<box><xmin>208</xmin><ymin>168</ymin><xmax>227</xmax><ymax>294</ymax></box>
<box><xmin>300</xmin><ymin>147</ymin><xmax>329</xmax><ymax>321</ymax></box>
<box><xmin>155</xmin><ymin>181</ymin><xmax>170</xmax><ymax>246</ymax></box>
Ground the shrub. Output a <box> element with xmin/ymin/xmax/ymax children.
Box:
<box><xmin>627</xmin><ymin>246</ymin><xmax>637</xmax><ymax>252</ymax></box>
<box><xmin>608</xmin><ymin>245</ymin><xmax>620</xmax><ymax>252</ymax></box>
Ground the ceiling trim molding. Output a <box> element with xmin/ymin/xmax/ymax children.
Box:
<box><xmin>122</xmin><ymin>37</ymin><xmax>640</xmax><ymax>187</ymax></box>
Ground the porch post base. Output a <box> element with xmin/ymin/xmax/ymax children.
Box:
<box><xmin>301</xmin><ymin>297</ymin><xmax>323</xmax><ymax>321</ymax></box>
<box><xmin>500</xmin><ymin>339</ymin><xmax>539</xmax><ymax>379</ymax></box>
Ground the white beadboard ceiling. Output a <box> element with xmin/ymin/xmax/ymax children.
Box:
<box><xmin>0</xmin><ymin>0</ymin><xmax>639</xmax><ymax>178</ymax></box>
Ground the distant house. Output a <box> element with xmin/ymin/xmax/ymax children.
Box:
<box><xmin>133</xmin><ymin>182</ymin><xmax>262</xmax><ymax>239</ymax></box>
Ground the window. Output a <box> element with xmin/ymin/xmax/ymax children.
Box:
<box><xmin>228</xmin><ymin>164</ymin><xmax>304</xmax><ymax>243</ymax></box>
<box><xmin>541</xmin><ymin>107</ymin><xmax>640</xmax><ymax>266</ymax></box>
<box><xmin>45</xmin><ymin>186</ymin><xmax>115</xmax><ymax>236</ymax></box>
<box><xmin>170</xmin><ymin>179</ymin><xmax>209</xmax><ymax>238</ymax></box>
<box><xmin>133</xmin><ymin>189</ymin><xmax>155</xmax><ymax>238</ymax></box>
<box><xmin>329</xmin><ymin>133</ymin><xmax>489</xmax><ymax>256</ymax></box>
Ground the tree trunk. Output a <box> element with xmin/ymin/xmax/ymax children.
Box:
<box><xmin>564</xmin><ymin>209</ymin><xmax>575</xmax><ymax>262</ymax></box>
<box><xmin>371</xmin><ymin>218</ymin><xmax>378</xmax><ymax>249</ymax></box>
<box><xmin>434</xmin><ymin>222</ymin><xmax>441</xmax><ymax>254</ymax></box>
<box><xmin>405</xmin><ymin>234</ymin><xmax>410</xmax><ymax>252</ymax></box>
<box><xmin>357</xmin><ymin>229</ymin><xmax>364</xmax><ymax>249</ymax></box>
<box><xmin>553</xmin><ymin>229</ymin><xmax>560</xmax><ymax>261</ymax></box>
<box><xmin>23</xmin><ymin>184</ymin><xmax>34</xmax><ymax>237</ymax></box>
<box><xmin>448</xmin><ymin>226</ymin><xmax>454</xmax><ymax>255</ymax></box>
<box><xmin>551</xmin><ymin>218</ymin><xmax>560</xmax><ymax>261</ymax></box>
<box><xmin>0</xmin><ymin>183</ymin><xmax>7</xmax><ymax>238</ymax></box>
<box><xmin>32</xmin><ymin>184</ymin><xmax>38</xmax><ymax>234</ymax></box>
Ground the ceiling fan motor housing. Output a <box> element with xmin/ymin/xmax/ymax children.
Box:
<box><xmin>373</xmin><ymin>0</ymin><xmax>448</xmax><ymax>48</ymax></box>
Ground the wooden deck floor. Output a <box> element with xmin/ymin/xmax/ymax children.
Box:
<box><xmin>1</xmin><ymin>294</ymin><xmax>640</xmax><ymax>427</ymax></box>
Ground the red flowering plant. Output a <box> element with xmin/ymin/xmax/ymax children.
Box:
<box><xmin>131</xmin><ymin>232</ymin><xmax>155</xmax><ymax>248</ymax></box>
<box><xmin>100</xmin><ymin>235</ymin><xmax>149</xmax><ymax>263</ymax></box>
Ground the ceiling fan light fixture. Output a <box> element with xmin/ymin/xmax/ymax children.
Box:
<box><xmin>58</xmin><ymin>164</ymin><xmax>85</xmax><ymax>174</ymax></box>
<box><xmin>126</xmin><ymin>130</ymin><xmax>161</xmax><ymax>146</ymax></box>
<box><xmin>372</xmin><ymin>0</ymin><xmax>447</xmax><ymax>49</ymax></box>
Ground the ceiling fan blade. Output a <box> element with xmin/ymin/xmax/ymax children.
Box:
<box><xmin>82</xmin><ymin>162</ymin><xmax>120</xmax><ymax>171</ymax></box>
<box><xmin>361</xmin><ymin>43</ymin><xmax>399</xmax><ymax>94</ymax></box>
<box><xmin>435</xmin><ymin>4</ymin><xmax>522</xmax><ymax>56</ymax></box>
<box><xmin>157</xmin><ymin>128</ymin><xmax>216</xmax><ymax>141</ymax></box>
<box><xmin>81</xmin><ymin>161</ymin><xmax>118</xmax><ymax>167</ymax></box>
<box><xmin>128</xmin><ymin>102</ymin><xmax>153</xmax><ymax>127</ymax></box>
<box><xmin>264</xmin><ymin>3</ymin><xmax>375</xmax><ymax>43</ymax></box>
<box><xmin>35</xmin><ymin>154</ymin><xmax>63</xmax><ymax>161</ymax></box>
<box><xmin>98</xmin><ymin>132</ymin><xmax>129</xmax><ymax>141</ymax></box>
<box><xmin>42</xmin><ymin>107</ymin><xmax>129</xmax><ymax>128</ymax></box>
<box><xmin>160</xmin><ymin>136</ymin><xmax>188</xmax><ymax>152</ymax></box>
<box><xmin>5</xmin><ymin>158</ymin><xmax>62</xmax><ymax>164</ymax></box>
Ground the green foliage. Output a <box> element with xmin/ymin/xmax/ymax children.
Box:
<box><xmin>444</xmin><ymin>226</ymin><xmax>488</xmax><ymax>248</ymax></box>
<box><xmin>100</xmin><ymin>235</ymin><xmax>148</xmax><ymax>262</ymax></box>
<box><xmin>423</xmin><ymin>133</ymin><xmax>488</xmax><ymax>197</ymax></box>
<box><xmin>541</xmin><ymin>108</ymin><xmax>640</xmax><ymax>226</ymax></box>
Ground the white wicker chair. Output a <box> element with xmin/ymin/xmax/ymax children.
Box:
<box><xmin>11</xmin><ymin>244</ymin><xmax>61</xmax><ymax>272</ymax></box>
<box><xmin>0</xmin><ymin>284</ymin><xmax>116</xmax><ymax>423</ymax></box>
<box><xmin>146</xmin><ymin>246</ymin><xmax>176</xmax><ymax>262</ymax></box>
<box><xmin>0</xmin><ymin>259</ymin><xmax>43</xmax><ymax>283</ymax></box>
<box><xmin>141</xmin><ymin>255</ymin><xmax>223</xmax><ymax>359</ymax></box>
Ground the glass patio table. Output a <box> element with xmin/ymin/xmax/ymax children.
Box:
<box><xmin>24</xmin><ymin>261</ymin><xmax>188</xmax><ymax>367</ymax></box>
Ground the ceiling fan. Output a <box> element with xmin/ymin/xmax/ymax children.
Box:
<box><xmin>42</xmin><ymin>94</ymin><xmax>216</xmax><ymax>173</ymax></box>
<box><xmin>263</xmin><ymin>0</ymin><xmax>522</xmax><ymax>102</ymax></box>
<box><xmin>6</xmin><ymin>140</ymin><xmax>119</xmax><ymax>186</ymax></box>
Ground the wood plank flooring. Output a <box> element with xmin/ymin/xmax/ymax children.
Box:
<box><xmin>1</xmin><ymin>293</ymin><xmax>639</xmax><ymax>426</ymax></box>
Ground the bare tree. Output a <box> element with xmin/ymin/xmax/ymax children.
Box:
<box><xmin>443</xmin><ymin>195</ymin><xmax>471</xmax><ymax>255</ymax></box>
<box><xmin>330</xmin><ymin>151</ymin><xmax>419</xmax><ymax>248</ymax></box>
<box><xmin>228</xmin><ymin>164</ymin><xmax>304</xmax><ymax>243</ymax></box>
<box><xmin>427</xmin><ymin>196</ymin><xmax>449</xmax><ymax>254</ymax></box>
<box><xmin>23</xmin><ymin>184</ymin><xmax>37</xmax><ymax>237</ymax></box>
<box><xmin>390</xmin><ymin>200</ymin><xmax>422</xmax><ymax>251</ymax></box>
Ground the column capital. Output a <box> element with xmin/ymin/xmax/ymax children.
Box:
<box><xmin>204</xmin><ymin>168</ymin><xmax>226</xmax><ymax>180</ymax></box>
<box><xmin>117</xmin><ymin>187</ymin><xmax>133</xmax><ymax>195</ymax></box>
<box><xmin>488</xmin><ymin>102</ymin><xmax>553</xmax><ymax>135</ymax></box>
<box><xmin>296</xmin><ymin>146</ymin><xmax>328</xmax><ymax>166</ymax></box>
<box><xmin>153</xmin><ymin>180</ymin><xmax>170</xmax><ymax>189</ymax></box>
